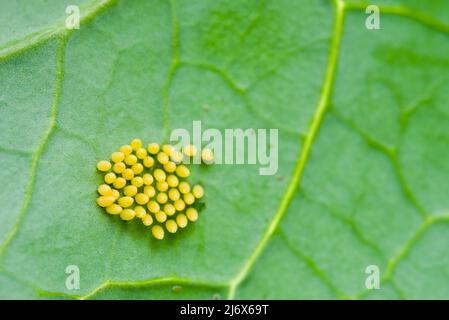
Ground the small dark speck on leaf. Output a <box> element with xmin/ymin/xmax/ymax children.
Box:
<box><xmin>172</xmin><ymin>285</ymin><xmax>182</xmax><ymax>293</ymax></box>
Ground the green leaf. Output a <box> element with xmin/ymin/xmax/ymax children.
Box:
<box><xmin>0</xmin><ymin>0</ymin><xmax>448</xmax><ymax>299</ymax></box>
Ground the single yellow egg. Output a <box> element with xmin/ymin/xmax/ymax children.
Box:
<box><xmin>147</xmin><ymin>142</ymin><xmax>160</xmax><ymax>154</ymax></box>
<box><xmin>176</xmin><ymin>165</ymin><xmax>190</xmax><ymax>178</ymax></box>
<box><xmin>144</xmin><ymin>186</ymin><xmax>156</xmax><ymax>198</ymax></box>
<box><xmin>113</xmin><ymin>177</ymin><xmax>126</xmax><ymax>189</ymax></box>
<box><xmin>142</xmin><ymin>173</ymin><xmax>153</xmax><ymax>185</ymax></box>
<box><xmin>106</xmin><ymin>204</ymin><xmax>122</xmax><ymax>215</ymax></box>
<box><xmin>162</xmin><ymin>144</ymin><xmax>174</xmax><ymax>156</ymax></box>
<box><xmin>142</xmin><ymin>214</ymin><xmax>153</xmax><ymax>226</ymax></box>
<box><xmin>135</xmin><ymin>193</ymin><xmax>150</xmax><ymax>205</ymax></box>
<box><xmin>170</xmin><ymin>150</ymin><xmax>183</xmax><ymax>163</ymax></box>
<box><xmin>164</xmin><ymin>204</ymin><xmax>176</xmax><ymax>216</ymax></box>
<box><xmin>131</xmin><ymin>176</ymin><xmax>144</xmax><ymax>188</ymax></box>
<box><xmin>122</xmin><ymin>168</ymin><xmax>134</xmax><ymax>180</ymax></box>
<box><xmin>113</xmin><ymin>162</ymin><xmax>126</xmax><ymax>174</ymax></box>
<box><xmin>183</xmin><ymin>144</ymin><xmax>197</xmax><ymax>157</ymax></box>
<box><xmin>119</xmin><ymin>145</ymin><xmax>133</xmax><ymax>155</ymax></box>
<box><xmin>104</xmin><ymin>172</ymin><xmax>117</xmax><ymax>184</ymax></box>
<box><xmin>125</xmin><ymin>154</ymin><xmax>138</xmax><ymax>166</ymax></box>
<box><xmin>168</xmin><ymin>188</ymin><xmax>180</xmax><ymax>201</ymax></box>
<box><xmin>111</xmin><ymin>151</ymin><xmax>125</xmax><ymax>163</ymax></box>
<box><xmin>152</xmin><ymin>225</ymin><xmax>164</xmax><ymax>240</ymax></box>
<box><xmin>154</xmin><ymin>169</ymin><xmax>166</xmax><ymax>182</ymax></box>
<box><xmin>174</xmin><ymin>199</ymin><xmax>185</xmax><ymax>211</ymax></box>
<box><xmin>134</xmin><ymin>205</ymin><xmax>147</xmax><ymax>218</ymax></box>
<box><xmin>131</xmin><ymin>163</ymin><xmax>144</xmax><ymax>175</ymax></box>
<box><xmin>131</xmin><ymin>138</ymin><xmax>142</xmax><ymax>151</ymax></box>
<box><xmin>183</xmin><ymin>193</ymin><xmax>195</xmax><ymax>205</ymax></box>
<box><xmin>96</xmin><ymin>160</ymin><xmax>111</xmax><ymax>172</ymax></box>
<box><xmin>155</xmin><ymin>211</ymin><xmax>167</xmax><ymax>223</ymax></box>
<box><xmin>98</xmin><ymin>184</ymin><xmax>113</xmax><ymax>196</ymax></box>
<box><xmin>118</xmin><ymin>196</ymin><xmax>134</xmax><ymax>208</ymax></box>
<box><xmin>157</xmin><ymin>152</ymin><xmax>169</xmax><ymax>165</ymax></box>
<box><xmin>143</xmin><ymin>156</ymin><xmax>155</xmax><ymax>168</ymax></box>
<box><xmin>178</xmin><ymin>181</ymin><xmax>191</xmax><ymax>194</ymax></box>
<box><xmin>156</xmin><ymin>181</ymin><xmax>168</xmax><ymax>192</ymax></box>
<box><xmin>165</xmin><ymin>220</ymin><xmax>178</xmax><ymax>233</ymax></box>
<box><xmin>111</xmin><ymin>189</ymin><xmax>120</xmax><ymax>199</ymax></box>
<box><xmin>96</xmin><ymin>196</ymin><xmax>115</xmax><ymax>207</ymax></box>
<box><xmin>136</xmin><ymin>148</ymin><xmax>147</xmax><ymax>159</ymax></box>
<box><xmin>192</xmin><ymin>185</ymin><xmax>204</xmax><ymax>199</ymax></box>
<box><xmin>167</xmin><ymin>175</ymin><xmax>179</xmax><ymax>187</ymax></box>
<box><xmin>186</xmin><ymin>207</ymin><xmax>198</xmax><ymax>222</ymax></box>
<box><xmin>156</xmin><ymin>192</ymin><xmax>168</xmax><ymax>204</ymax></box>
<box><xmin>164</xmin><ymin>161</ymin><xmax>176</xmax><ymax>173</ymax></box>
<box><xmin>147</xmin><ymin>200</ymin><xmax>160</xmax><ymax>213</ymax></box>
<box><xmin>176</xmin><ymin>213</ymin><xmax>188</xmax><ymax>228</ymax></box>
<box><xmin>123</xmin><ymin>185</ymin><xmax>138</xmax><ymax>197</ymax></box>
<box><xmin>201</xmin><ymin>148</ymin><xmax>214</xmax><ymax>164</ymax></box>
<box><xmin>120</xmin><ymin>208</ymin><xmax>135</xmax><ymax>221</ymax></box>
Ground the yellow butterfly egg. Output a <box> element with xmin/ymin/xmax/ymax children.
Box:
<box><xmin>132</xmin><ymin>163</ymin><xmax>144</xmax><ymax>175</ymax></box>
<box><xmin>170</xmin><ymin>150</ymin><xmax>183</xmax><ymax>163</ymax></box>
<box><xmin>152</xmin><ymin>225</ymin><xmax>164</xmax><ymax>240</ymax></box>
<box><xmin>143</xmin><ymin>156</ymin><xmax>155</xmax><ymax>168</ymax></box>
<box><xmin>113</xmin><ymin>177</ymin><xmax>126</xmax><ymax>189</ymax></box>
<box><xmin>124</xmin><ymin>154</ymin><xmax>138</xmax><ymax>166</ymax></box>
<box><xmin>122</xmin><ymin>168</ymin><xmax>134</xmax><ymax>180</ymax></box>
<box><xmin>163</xmin><ymin>161</ymin><xmax>176</xmax><ymax>173</ymax></box>
<box><xmin>119</xmin><ymin>145</ymin><xmax>132</xmax><ymax>155</ymax></box>
<box><xmin>98</xmin><ymin>184</ymin><xmax>113</xmax><ymax>196</ymax></box>
<box><xmin>111</xmin><ymin>189</ymin><xmax>120</xmax><ymax>200</ymax></box>
<box><xmin>113</xmin><ymin>162</ymin><xmax>126</xmax><ymax>174</ymax></box>
<box><xmin>134</xmin><ymin>206</ymin><xmax>147</xmax><ymax>218</ymax></box>
<box><xmin>183</xmin><ymin>193</ymin><xmax>195</xmax><ymax>205</ymax></box>
<box><xmin>142</xmin><ymin>214</ymin><xmax>153</xmax><ymax>226</ymax></box>
<box><xmin>104</xmin><ymin>172</ymin><xmax>116</xmax><ymax>184</ymax></box>
<box><xmin>147</xmin><ymin>142</ymin><xmax>160</xmax><ymax>155</ymax></box>
<box><xmin>168</xmin><ymin>188</ymin><xmax>180</xmax><ymax>201</ymax></box>
<box><xmin>96</xmin><ymin>196</ymin><xmax>115</xmax><ymax>207</ymax></box>
<box><xmin>156</xmin><ymin>192</ymin><xmax>168</xmax><ymax>204</ymax></box>
<box><xmin>192</xmin><ymin>185</ymin><xmax>204</xmax><ymax>199</ymax></box>
<box><xmin>118</xmin><ymin>196</ymin><xmax>134</xmax><ymax>208</ymax></box>
<box><xmin>131</xmin><ymin>176</ymin><xmax>144</xmax><ymax>188</ymax></box>
<box><xmin>155</xmin><ymin>211</ymin><xmax>167</xmax><ymax>223</ymax></box>
<box><xmin>167</xmin><ymin>175</ymin><xmax>179</xmax><ymax>187</ymax></box>
<box><xmin>153</xmin><ymin>169</ymin><xmax>166</xmax><ymax>182</ymax></box>
<box><xmin>106</xmin><ymin>204</ymin><xmax>122</xmax><ymax>215</ymax></box>
<box><xmin>142</xmin><ymin>173</ymin><xmax>154</xmax><ymax>185</ymax></box>
<box><xmin>162</xmin><ymin>144</ymin><xmax>174</xmax><ymax>156</ymax></box>
<box><xmin>157</xmin><ymin>152</ymin><xmax>169</xmax><ymax>165</ymax></box>
<box><xmin>144</xmin><ymin>185</ymin><xmax>156</xmax><ymax>198</ymax></box>
<box><xmin>178</xmin><ymin>181</ymin><xmax>190</xmax><ymax>194</ymax></box>
<box><xmin>123</xmin><ymin>185</ymin><xmax>138</xmax><ymax>197</ymax></box>
<box><xmin>96</xmin><ymin>160</ymin><xmax>111</xmax><ymax>172</ymax></box>
<box><xmin>156</xmin><ymin>181</ymin><xmax>168</xmax><ymax>192</ymax></box>
<box><xmin>183</xmin><ymin>144</ymin><xmax>197</xmax><ymax>157</ymax></box>
<box><xmin>165</xmin><ymin>220</ymin><xmax>178</xmax><ymax>233</ymax></box>
<box><xmin>176</xmin><ymin>213</ymin><xmax>188</xmax><ymax>228</ymax></box>
<box><xmin>164</xmin><ymin>204</ymin><xmax>176</xmax><ymax>216</ymax></box>
<box><xmin>111</xmin><ymin>151</ymin><xmax>125</xmax><ymax>163</ymax></box>
<box><xmin>201</xmin><ymin>148</ymin><xmax>214</xmax><ymax>164</ymax></box>
<box><xmin>174</xmin><ymin>199</ymin><xmax>185</xmax><ymax>211</ymax></box>
<box><xmin>120</xmin><ymin>208</ymin><xmax>135</xmax><ymax>221</ymax></box>
<box><xmin>136</xmin><ymin>148</ymin><xmax>147</xmax><ymax>159</ymax></box>
<box><xmin>186</xmin><ymin>208</ymin><xmax>198</xmax><ymax>222</ymax></box>
<box><xmin>131</xmin><ymin>138</ymin><xmax>142</xmax><ymax>151</ymax></box>
<box><xmin>147</xmin><ymin>200</ymin><xmax>160</xmax><ymax>213</ymax></box>
<box><xmin>135</xmin><ymin>193</ymin><xmax>150</xmax><ymax>205</ymax></box>
<box><xmin>176</xmin><ymin>165</ymin><xmax>190</xmax><ymax>178</ymax></box>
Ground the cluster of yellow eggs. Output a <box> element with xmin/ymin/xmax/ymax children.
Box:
<box><xmin>96</xmin><ymin>138</ymin><xmax>212</xmax><ymax>240</ymax></box>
